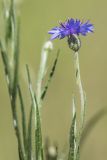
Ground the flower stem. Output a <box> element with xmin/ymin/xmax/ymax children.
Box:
<box><xmin>73</xmin><ymin>52</ymin><xmax>85</xmax><ymax>126</ymax></box>
<box><xmin>73</xmin><ymin>51</ymin><xmax>86</xmax><ymax>160</ymax></box>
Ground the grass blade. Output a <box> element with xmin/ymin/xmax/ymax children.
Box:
<box><xmin>41</xmin><ymin>50</ymin><xmax>60</xmax><ymax>100</ymax></box>
<box><xmin>1</xmin><ymin>1</ymin><xmax>24</xmax><ymax>159</ymax></box>
<box><xmin>26</xmin><ymin>65</ymin><xmax>43</xmax><ymax>160</ymax></box>
<box><xmin>0</xmin><ymin>41</ymin><xmax>11</xmax><ymax>90</ymax></box>
<box><xmin>34</xmin><ymin>94</ymin><xmax>43</xmax><ymax>160</ymax></box>
<box><xmin>27</xmin><ymin>104</ymin><xmax>33</xmax><ymax>160</ymax></box>
<box><xmin>17</xmin><ymin>85</ymin><xmax>27</xmax><ymax>155</ymax></box>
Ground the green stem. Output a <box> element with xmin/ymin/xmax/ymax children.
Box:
<box><xmin>18</xmin><ymin>85</ymin><xmax>27</xmax><ymax>155</ymax></box>
<box><xmin>74</xmin><ymin>52</ymin><xmax>85</xmax><ymax>126</ymax></box>
<box><xmin>73</xmin><ymin>52</ymin><xmax>86</xmax><ymax>160</ymax></box>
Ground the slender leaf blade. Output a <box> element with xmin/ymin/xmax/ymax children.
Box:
<box><xmin>17</xmin><ymin>85</ymin><xmax>27</xmax><ymax>154</ymax></box>
<box><xmin>41</xmin><ymin>49</ymin><xmax>60</xmax><ymax>100</ymax></box>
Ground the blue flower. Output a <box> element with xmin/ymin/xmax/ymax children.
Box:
<box><xmin>48</xmin><ymin>18</ymin><xmax>94</xmax><ymax>40</ymax></box>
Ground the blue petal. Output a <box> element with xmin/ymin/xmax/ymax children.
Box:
<box><xmin>50</xmin><ymin>33</ymin><xmax>60</xmax><ymax>40</ymax></box>
<box><xmin>48</xmin><ymin>18</ymin><xmax>94</xmax><ymax>40</ymax></box>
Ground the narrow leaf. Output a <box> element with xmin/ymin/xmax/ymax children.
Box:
<box><xmin>0</xmin><ymin>41</ymin><xmax>11</xmax><ymax>89</ymax></box>
<box><xmin>41</xmin><ymin>49</ymin><xmax>60</xmax><ymax>100</ymax></box>
<box><xmin>17</xmin><ymin>85</ymin><xmax>27</xmax><ymax>153</ymax></box>
<box><xmin>27</xmin><ymin>104</ymin><xmax>33</xmax><ymax>160</ymax></box>
<box><xmin>34</xmin><ymin>94</ymin><xmax>43</xmax><ymax>160</ymax></box>
<box><xmin>12</xmin><ymin>19</ymin><xmax>20</xmax><ymax>102</ymax></box>
<box><xmin>26</xmin><ymin>65</ymin><xmax>43</xmax><ymax>160</ymax></box>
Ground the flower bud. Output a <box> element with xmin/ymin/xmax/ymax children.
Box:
<box><xmin>67</xmin><ymin>34</ymin><xmax>81</xmax><ymax>52</ymax></box>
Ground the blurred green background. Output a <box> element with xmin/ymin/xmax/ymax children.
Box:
<box><xmin>0</xmin><ymin>0</ymin><xmax>107</xmax><ymax>160</ymax></box>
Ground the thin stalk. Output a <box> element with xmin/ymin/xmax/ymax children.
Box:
<box><xmin>0</xmin><ymin>43</ymin><xmax>24</xmax><ymax>160</ymax></box>
<box><xmin>68</xmin><ymin>97</ymin><xmax>77</xmax><ymax>160</ymax></box>
<box><xmin>72</xmin><ymin>97</ymin><xmax>77</xmax><ymax>153</ymax></box>
<box><xmin>73</xmin><ymin>51</ymin><xmax>86</xmax><ymax>160</ymax></box>
<box><xmin>17</xmin><ymin>85</ymin><xmax>27</xmax><ymax>155</ymax></box>
<box><xmin>73</xmin><ymin>52</ymin><xmax>85</xmax><ymax>127</ymax></box>
<box><xmin>0</xmin><ymin>0</ymin><xmax>25</xmax><ymax>159</ymax></box>
<box><xmin>27</xmin><ymin>104</ymin><xmax>33</xmax><ymax>160</ymax></box>
<box><xmin>0</xmin><ymin>41</ymin><xmax>11</xmax><ymax>91</ymax></box>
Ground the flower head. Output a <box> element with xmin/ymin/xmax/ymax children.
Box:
<box><xmin>48</xmin><ymin>18</ymin><xmax>94</xmax><ymax>40</ymax></box>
